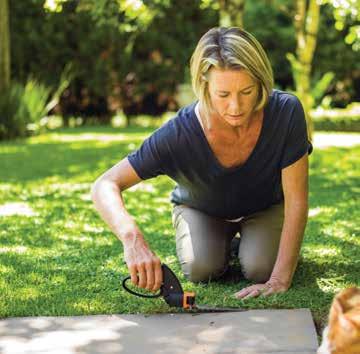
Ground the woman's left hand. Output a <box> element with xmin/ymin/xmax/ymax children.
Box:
<box><xmin>233</xmin><ymin>277</ymin><xmax>290</xmax><ymax>299</ymax></box>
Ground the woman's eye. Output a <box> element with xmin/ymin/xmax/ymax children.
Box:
<box><xmin>218</xmin><ymin>91</ymin><xmax>252</xmax><ymax>98</ymax></box>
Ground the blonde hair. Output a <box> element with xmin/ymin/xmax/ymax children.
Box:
<box><xmin>190</xmin><ymin>27</ymin><xmax>274</xmax><ymax>127</ymax></box>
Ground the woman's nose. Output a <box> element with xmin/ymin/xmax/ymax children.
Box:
<box><xmin>228</xmin><ymin>97</ymin><xmax>242</xmax><ymax>114</ymax></box>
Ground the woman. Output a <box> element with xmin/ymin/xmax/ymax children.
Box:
<box><xmin>91</xmin><ymin>27</ymin><xmax>312</xmax><ymax>300</ymax></box>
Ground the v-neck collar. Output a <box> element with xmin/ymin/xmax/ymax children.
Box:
<box><xmin>190</xmin><ymin>99</ymin><xmax>270</xmax><ymax>174</ymax></box>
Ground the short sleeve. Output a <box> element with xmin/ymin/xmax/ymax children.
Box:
<box><xmin>280</xmin><ymin>96</ymin><xmax>313</xmax><ymax>169</ymax></box>
<box><xmin>127</xmin><ymin>123</ymin><xmax>172</xmax><ymax>180</ymax></box>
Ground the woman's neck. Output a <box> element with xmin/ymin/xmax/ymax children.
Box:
<box><xmin>196</xmin><ymin>102</ymin><xmax>262</xmax><ymax>138</ymax></box>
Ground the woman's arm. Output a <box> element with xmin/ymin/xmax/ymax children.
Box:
<box><xmin>91</xmin><ymin>157</ymin><xmax>142</xmax><ymax>242</ymax></box>
<box><xmin>234</xmin><ymin>153</ymin><xmax>309</xmax><ymax>299</ymax></box>
<box><xmin>91</xmin><ymin>157</ymin><xmax>163</xmax><ymax>292</ymax></box>
<box><xmin>268</xmin><ymin>152</ymin><xmax>309</xmax><ymax>287</ymax></box>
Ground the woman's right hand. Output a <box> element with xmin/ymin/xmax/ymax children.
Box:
<box><xmin>122</xmin><ymin>227</ymin><xmax>163</xmax><ymax>292</ymax></box>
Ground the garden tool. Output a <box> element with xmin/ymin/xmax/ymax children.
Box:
<box><xmin>122</xmin><ymin>263</ymin><xmax>246</xmax><ymax>313</ymax></box>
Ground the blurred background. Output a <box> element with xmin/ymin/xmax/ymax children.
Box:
<box><xmin>0</xmin><ymin>0</ymin><xmax>359</xmax><ymax>140</ymax></box>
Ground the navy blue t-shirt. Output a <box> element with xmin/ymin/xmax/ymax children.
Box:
<box><xmin>127</xmin><ymin>89</ymin><xmax>312</xmax><ymax>219</ymax></box>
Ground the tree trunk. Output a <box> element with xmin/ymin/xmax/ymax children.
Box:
<box><xmin>218</xmin><ymin>0</ymin><xmax>246</xmax><ymax>28</ymax></box>
<box><xmin>0</xmin><ymin>0</ymin><xmax>11</xmax><ymax>92</ymax></box>
<box><xmin>287</xmin><ymin>0</ymin><xmax>320</xmax><ymax>141</ymax></box>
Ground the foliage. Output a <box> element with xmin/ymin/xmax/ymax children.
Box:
<box><xmin>244</xmin><ymin>1</ymin><xmax>296</xmax><ymax>88</ymax></box>
<box><xmin>313</xmin><ymin>115</ymin><xmax>360</xmax><ymax>132</ymax></box>
<box><xmin>0</xmin><ymin>64</ymin><xmax>72</xmax><ymax>140</ymax></box>
<box><xmin>7</xmin><ymin>0</ymin><xmax>359</xmax><ymax>126</ymax></box>
<box><xmin>267</xmin><ymin>1</ymin><xmax>359</xmax><ymax>102</ymax></box>
<box><xmin>0</xmin><ymin>82</ymin><xmax>28</xmax><ymax>139</ymax></box>
<box><xmin>0</xmin><ymin>0</ymin><xmax>11</xmax><ymax>92</ymax></box>
<box><xmin>313</xmin><ymin>3</ymin><xmax>360</xmax><ymax>106</ymax></box>
<box><xmin>319</xmin><ymin>0</ymin><xmax>360</xmax><ymax>51</ymax></box>
<box><xmin>22</xmin><ymin>80</ymin><xmax>52</xmax><ymax>126</ymax></box>
<box><xmin>0</xmin><ymin>79</ymin><xmax>54</xmax><ymax>140</ymax></box>
<box><xmin>10</xmin><ymin>0</ymin><xmax>113</xmax><ymax>123</ymax></box>
<box><xmin>312</xmin><ymin>103</ymin><xmax>360</xmax><ymax>132</ymax></box>
<box><xmin>312</xmin><ymin>72</ymin><xmax>335</xmax><ymax>105</ymax></box>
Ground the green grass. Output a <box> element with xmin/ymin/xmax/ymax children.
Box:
<box><xmin>0</xmin><ymin>126</ymin><xmax>359</xmax><ymax>337</ymax></box>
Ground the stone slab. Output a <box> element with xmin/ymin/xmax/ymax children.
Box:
<box><xmin>0</xmin><ymin>309</ymin><xmax>318</xmax><ymax>354</ymax></box>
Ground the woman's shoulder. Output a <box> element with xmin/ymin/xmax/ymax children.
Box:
<box><xmin>264</xmin><ymin>89</ymin><xmax>306</xmax><ymax>140</ymax></box>
<box><xmin>174</xmin><ymin>101</ymin><xmax>198</xmax><ymax>124</ymax></box>
<box><xmin>149</xmin><ymin>101</ymin><xmax>198</xmax><ymax>143</ymax></box>
<box><xmin>161</xmin><ymin>101</ymin><xmax>198</xmax><ymax>133</ymax></box>
<box><xmin>266</xmin><ymin>89</ymin><xmax>304</xmax><ymax>126</ymax></box>
<box><xmin>269</xmin><ymin>89</ymin><xmax>302</xmax><ymax>105</ymax></box>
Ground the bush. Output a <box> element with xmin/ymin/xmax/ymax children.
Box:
<box><xmin>0</xmin><ymin>83</ymin><xmax>27</xmax><ymax>140</ymax></box>
<box><xmin>311</xmin><ymin>103</ymin><xmax>360</xmax><ymax>132</ymax></box>
<box><xmin>0</xmin><ymin>80</ymin><xmax>51</xmax><ymax>140</ymax></box>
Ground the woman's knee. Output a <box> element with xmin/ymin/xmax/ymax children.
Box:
<box><xmin>240</xmin><ymin>258</ymin><xmax>273</xmax><ymax>283</ymax></box>
<box><xmin>172</xmin><ymin>205</ymin><xmax>233</xmax><ymax>283</ymax></box>
<box><xmin>238</xmin><ymin>203</ymin><xmax>284</xmax><ymax>283</ymax></box>
<box><xmin>182</xmin><ymin>258</ymin><xmax>227</xmax><ymax>283</ymax></box>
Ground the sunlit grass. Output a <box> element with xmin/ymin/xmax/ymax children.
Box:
<box><xmin>0</xmin><ymin>126</ymin><xmax>359</xmax><ymax>337</ymax></box>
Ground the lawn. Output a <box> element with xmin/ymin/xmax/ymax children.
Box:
<box><xmin>0</xmin><ymin>126</ymin><xmax>359</xmax><ymax>336</ymax></box>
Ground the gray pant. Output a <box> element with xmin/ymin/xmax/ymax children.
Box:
<box><xmin>171</xmin><ymin>202</ymin><xmax>284</xmax><ymax>283</ymax></box>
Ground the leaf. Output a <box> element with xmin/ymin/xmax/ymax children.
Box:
<box><xmin>311</xmin><ymin>71</ymin><xmax>335</xmax><ymax>102</ymax></box>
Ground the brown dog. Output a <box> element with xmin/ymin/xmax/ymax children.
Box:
<box><xmin>317</xmin><ymin>287</ymin><xmax>360</xmax><ymax>354</ymax></box>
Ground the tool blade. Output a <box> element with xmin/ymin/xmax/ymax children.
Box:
<box><xmin>190</xmin><ymin>304</ymin><xmax>247</xmax><ymax>313</ymax></box>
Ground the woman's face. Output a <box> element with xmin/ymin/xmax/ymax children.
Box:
<box><xmin>207</xmin><ymin>68</ymin><xmax>259</xmax><ymax>128</ymax></box>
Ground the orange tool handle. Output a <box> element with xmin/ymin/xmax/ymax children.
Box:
<box><xmin>183</xmin><ymin>291</ymin><xmax>196</xmax><ymax>309</ymax></box>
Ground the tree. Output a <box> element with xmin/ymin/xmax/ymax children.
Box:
<box><xmin>286</xmin><ymin>0</ymin><xmax>320</xmax><ymax>140</ymax></box>
<box><xmin>219</xmin><ymin>0</ymin><xmax>246</xmax><ymax>28</ymax></box>
<box><xmin>80</xmin><ymin>0</ymin><xmax>170</xmax><ymax>126</ymax></box>
<box><xmin>274</xmin><ymin>0</ymin><xmax>359</xmax><ymax>140</ymax></box>
<box><xmin>320</xmin><ymin>0</ymin><xmax>360</xmax><ymax>51</ymax></box>
<box><xmin>0</xmin><ymin>0</ymin><xmax>10</xmax><ymax>92</ymax></box>
<box><xmin>200</xmin><ymin>0</ymin><xmax>246</xmax><ymax>28</ymax></box>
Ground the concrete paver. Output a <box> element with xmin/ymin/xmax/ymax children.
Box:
<box><xmin>0</xmin><ymin>309</ymin><xmax>318</xmax><ymax>354</ymax></box>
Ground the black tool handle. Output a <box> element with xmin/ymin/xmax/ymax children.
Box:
<box><xmin>122</xmin><ymin>264</ymin><xmax>185</xmax><ymax>304</ymax></box>
<box><xmin>122</xmin><ymin>264</ymin><xmax>196</xmax><ymax>309</ymax></box>
<box><xmin>160</xmin><ymin>265</ymin><xmax>186</xmax><ymax>307</ymax></box>
<box><xmin>122</xmin><ymin>276</ymin><xmax>162</xmax><ymax>298</ymax></box>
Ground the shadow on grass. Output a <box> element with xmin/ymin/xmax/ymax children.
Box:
<box><xmin>0</xmin><ymin>236</ymin><xmax>172</xmax><ymax>318</ymax></box>
<box><xmin>0</xmin><ymin>143</ymin><xmax>141</xmax><ymax>183</ymax></box>
<box><xmin>306</xmin><ymin>146</ymin><xmax>359</xmax><ymax>263</ymax></box>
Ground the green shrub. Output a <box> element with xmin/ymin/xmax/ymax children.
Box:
<box><xmin>312</xmin><ymin>103</ymin><xmax>360</xmax><ymax>132</ymax></box>
<box><xmin>0</xmin><ymin>83</ymin><xmax>26</xmax><ymax>140</ymax></box>
<box><xmin>0</xmin><ymin>80</ymin><xmax>51</xmax><ymax>140</ymax></box>
<box><xmin>313</xmin><ymin>115</ymin><xmax>360</xmax><ymax>132</ymax></box>
<box><xmin>22</xmin><ymin>80</ymin><xmax>51</xmax><ymax>127</ymax></box>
